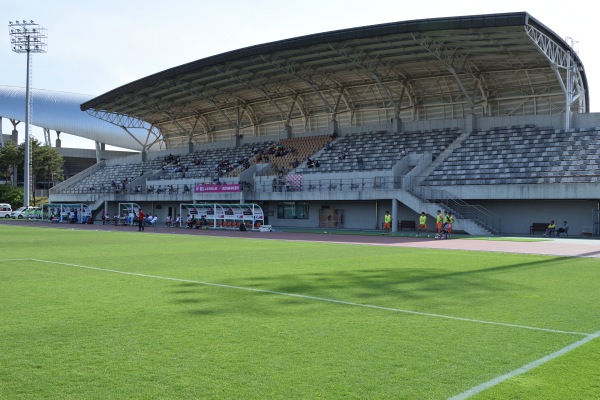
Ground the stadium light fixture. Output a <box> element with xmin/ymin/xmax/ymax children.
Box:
<box><xmin>7</xmin><ymin>20</ymin><xmax>47</xmax><ymax>207</ymax></box>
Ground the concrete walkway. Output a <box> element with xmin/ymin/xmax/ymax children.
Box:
<box><xmin>386</xmin><ymin>237</ymin><xmax>600</xmax><ymax>259</ymax></box>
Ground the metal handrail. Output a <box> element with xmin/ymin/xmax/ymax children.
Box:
<box><xmin>407</xmin><ymin>177</ymin><xmax>500</xmax><ymax>234</ymax></box>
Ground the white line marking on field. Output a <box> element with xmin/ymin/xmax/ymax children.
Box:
<box><xmin>18</xmin><ymin>258</ymin><xmax>591</xmax><ymax>337</ymax></box>
<box><xmin>449</xmin><ymin>330</ymin><xmax>600</xmax><ymax>400</ymax></box>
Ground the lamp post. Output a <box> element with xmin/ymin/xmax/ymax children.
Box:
<box><xmin>8</xmin><ymin>20</ymin><xmax>47</xmax><ymax>207</ymax></box>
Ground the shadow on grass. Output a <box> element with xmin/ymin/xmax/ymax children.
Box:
<box><xmin>170</xmin><ymin>255</ymin><xmax>571</xmax><ymax>316</ymax></box>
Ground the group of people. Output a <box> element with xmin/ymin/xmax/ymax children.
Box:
<box><xmin>417</xmin><ymin>210</ymin><xmax>455</xmax><ymax>239</ymax></box>
<box><xmin>433</xmin><ymin>210</ymin><xmax>455</xmax><ymax>239</ymax></box>
<box><xmin>162</xmin><ymin>154</ymin><xmax>180</xmax><ymax>164</ymax></box>
<box><xmin>164</xmin><ymin>214</ymin><xmax>181</xmax><ymax>227</ymax></box>
<box><xmin>306</xmin><ymin>157</ymin><xmax>320</xmax><ymax>168</ymax></box>
<box><xmin>186</xmin><ymin>215</ymin><xmax>209</xmax><ymax>229</ymax></box>
<box><xmin>382</xmin><ymin>210</ymin><xmax>455</xmax><ymax>239</ymax></box>
<box><xmin>544</xmin><ymin>220</ymin><xmax>569</xmax><ymax>237</ymax></box>
<box><xmin>93</xmin><ymin>176</ymin><xmax>136</xmax><ymax>194</ymax></box>
<box><xmin>136</xmin><ymin>208</ymin><xmax>159</xmax><ymax>231</ymax></box>
<box><xmin>252</xmin><ymin>143</ymin><xmax>297</xmax><ymax>165</ymax></box>
<box><xmin>101</xmin><ymin>210</ymin><xmax>129</xmax><ymax>226</ymax></box>
<box><xmin>163</xmin><ymin>214</ymin><xmax>211</xmax><ymax>229</ymax></box>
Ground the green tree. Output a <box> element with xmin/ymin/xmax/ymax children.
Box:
<box><xmin>0</xmin><ymin>141</ymin><xmax>22</xmax><ymax>184</ymax></box>
<box><xmin>0</xmin><ymin>139</ymin><xmax>64</xmax><ymax>205</ymax></box>
<box><xmin>28</xmin><ymin>138</ymin><xmax>65</xmax><ymax>206</ymax></box>
<box><xmin>30</xmin><ymin>138</ymin><xmax>65</xmax><ymax>189</ymax></box>
<box><xmin>0</xmin><ymin>184</ymin><xmax>24</xmax><ymax>208</ymax></box>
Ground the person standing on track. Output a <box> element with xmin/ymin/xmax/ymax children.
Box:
<box><xmin>447</xmin><ymin>212</ymin><xmax>455</xmax><ymax>236</ymax></box>
<box><xmin>417</xmin><ymin>212</ymin><xmax>429</xmax><ymax>237</ymax></box>
<box><xmin>383</xmin><ymin>211</ymin><xmax>392</xmax><ymax>235</ymax></box>
<box><xmin>436</xmin><ymin>210</ymin><xmax>443</xmax><ymax>234</ymax></box>
<box><xmin>138</xmin><ymin>208</ymin><xmax>145</xmax><ymax>232</ymax></box>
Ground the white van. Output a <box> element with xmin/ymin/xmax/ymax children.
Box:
<box><xmin>0</xmin><ymin>203</ymin><xmax>12</xmax><ymax>218</ymax></box>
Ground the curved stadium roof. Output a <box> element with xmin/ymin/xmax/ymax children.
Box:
<box><xmin>81</xmin><ymin>12</ymin><xmax>588</xmax><ymax>149</ymax></box>
<box><xmin>0</xmin><ymin>85</ymin><xmax>160</xmax><ymax>151</ymax></box>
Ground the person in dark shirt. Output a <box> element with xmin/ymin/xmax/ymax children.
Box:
<box><xmin>138</xmin><ymin>208</ymin><xmax>145</xmax><ymax>232</ymax></box>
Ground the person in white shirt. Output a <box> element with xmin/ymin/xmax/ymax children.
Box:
<box><xmin>173</xmin><ymin>214</ymin><xmax>181</xmax><ymax>227</ymax></box>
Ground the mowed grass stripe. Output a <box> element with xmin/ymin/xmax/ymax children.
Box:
<box><xmin>12</xmin><ymin>257</ymin><xmax>590</xmax><ymax>337</ymax></box>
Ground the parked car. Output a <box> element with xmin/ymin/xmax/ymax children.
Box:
<box><xmin>11</xmin><ymin>206</ymin><xmax>40</xmax><ymax>219</ymax></box>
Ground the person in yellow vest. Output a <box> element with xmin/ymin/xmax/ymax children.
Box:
<box><xmin>436</xmin><ymin>210</ymin><xmax>443</xmax><ymax>234</ymax></box>
<box><xmin>544</xmin><ymin>220</ymin><xmax>556</xmax><ymax>237</ymax></box>
<box><xmin>383</xmin><ymin>211</ymin><xmax>392</xmax><ymax>235</ymax></box>
<box><xmin>447</xmin><ymin>212</ymin><xmax>455</xmax><ymax>236</ymax></box>
<box><xmin>417</xmin><ymin>212</ymin><xmax>429</xmax><ymax>237</ymax></box>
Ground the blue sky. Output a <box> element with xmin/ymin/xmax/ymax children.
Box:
<box><xmin>3</xmin><ymin>0</ymin><xmax>598</xmax><ymax>149</ymax></box>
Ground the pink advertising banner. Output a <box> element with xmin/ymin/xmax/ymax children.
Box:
<box><xmin>194</xmin><ymin>183</ymin><xmax>241</xmax><ymax>193</ymax></box>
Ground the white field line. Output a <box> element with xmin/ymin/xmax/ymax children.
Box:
<box><xmin>4</xmin><ymin>256</ymin><xmax>598</xmax><ymax>396</ymax></box>
<box><xmin>449</xmin><ymin>330</ymin><xmax>600</xmax><ymax>400</ymax></box>
<box><xmin>3</xmin><ymin>258</ymin><xmax>587</xmax><ymax>337</ymax></box>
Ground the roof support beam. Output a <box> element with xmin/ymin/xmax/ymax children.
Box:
<box><xmin>328</xmin><ymin>42</ymin><xmax>401</xmax><ymax>113</ymax></box>
<box><xmin>119</xmin><ymin>126</ymin><xmax>146</xmax><ymax>149</ymax></box>
<box><xmin>260</xmin><ymin>55</ymin><xmax>336</xmax><ymax>115</ymax></box>
<box><xmin>287</xmin><ymin>94</ymin><xmax>298</xmax><ymax>123</ymax></box>
<box><xmin>411</xmin><ymin>32</ymin><xmax>479</xmax><ymax>112</ymax></box>
<box><xmin>144</xmin><ymin>127</ymin><xmax>164</xmax><ymax>151</ymax></box>
<box><xmin>164</xmin><ymin>79</ymin><xmax>236</xmax><ymax>129</ymax></box>
<box><xmin>525</xmin><ymin>24</ymin><xmax>586</xmax><ymax>127</ymax></box>
<box><xmin>213</xmin><ymin>65</ymin><xmax>289</xmax><ymax>122</ymax></box>
<box><xmin>163</xmin><ymin>110</ymin><xmax>193</xmax><ymax>145</ymax></box>
<box><xmin>190</xmin><ymin>114</ymin><xmax>214</xmax><ymax>141</ymax></box>
<box><xmin>43</xmin><ymin>127</ymin><xmax>51</xmax><ymax>146</ymax></box>
<box><xmin>85</xmin><ymin>109</ymin><xmax>149</xmax><ymax>129</ymax></box>
<box><xmin>188</xmin><ymin>115</ymin><xmax>201</xmax><ymax>145</ymax></box>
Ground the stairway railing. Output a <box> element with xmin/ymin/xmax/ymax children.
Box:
<box><xmin>406</xmin><ymin>177</ymin><xmax>500</xmax><ymax>234</ymax></box>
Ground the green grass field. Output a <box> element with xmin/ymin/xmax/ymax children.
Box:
<box><xmin>1</xmin><ymin>224</ymin><xmax>599</xmax><ymax>399</ymax></box>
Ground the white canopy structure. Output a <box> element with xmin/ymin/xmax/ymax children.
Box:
<box><xmin>0</xmin><ymin>85</ymin><xmax>162</xmax><ymax>151</ymax></box>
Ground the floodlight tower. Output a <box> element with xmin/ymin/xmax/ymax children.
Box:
<box><xmin>8</xmin><ymin>20</ymin><xmax>47</xmax><ymax>207</ymax></box>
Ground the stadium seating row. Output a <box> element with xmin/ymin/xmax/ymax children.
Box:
<box><xmin>57</xmin><ymin>125</ymin><xmax>600</xmax><ymax>195</ymax></box>
<box><xmin>423</xmin><ymin>127</ymin><xmax>600</xmax><ymax>185</ymax></box>
<box><xmin>294</xmin><ymin>128</ymin><xmax>461</xmax><ymax>174</ymax></box>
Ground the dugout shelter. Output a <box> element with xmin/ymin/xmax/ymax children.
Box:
<box><xmin>179</xmin><ymin>203</ymin><xmax>265</xmax><ymax>230</ymax></box>
<box><xmin>42</xmin><ymin>203</ymin><xmax>92</xmax><ymax>223</ymax></box>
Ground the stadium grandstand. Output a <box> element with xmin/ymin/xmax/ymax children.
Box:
<box><xmin>31</xmin><ymin>12</ymin><xmax>600</xmax><ymax>235</ymax></box>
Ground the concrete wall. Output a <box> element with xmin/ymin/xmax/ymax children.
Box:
<box><xmin>573</xmin><ymin>112</ymin><xmax>600</xmax><ymax>129</ymax></box>
<box><xmin>446</xmin><ymin>183</ymin><xmax>600</xmax><ymax>200</ymax></box>
<box><xmin>73</xmin><ymin>193</ymin><xmax>600</xmax><ymax>237</ymax></box>
<box><xmin>476</xmin><ymin>115</ymin><xmax>563</xmax><ymax>130</ymax></box>
<box><xmin>474</xmin><ymin>199</ymin><xmax>598</xmax><ymax>235</ymax></box>
<box><xmin>260</xmin><ymin>199</ymin><xmax>421</xmax><ymax>231</ymax></box>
